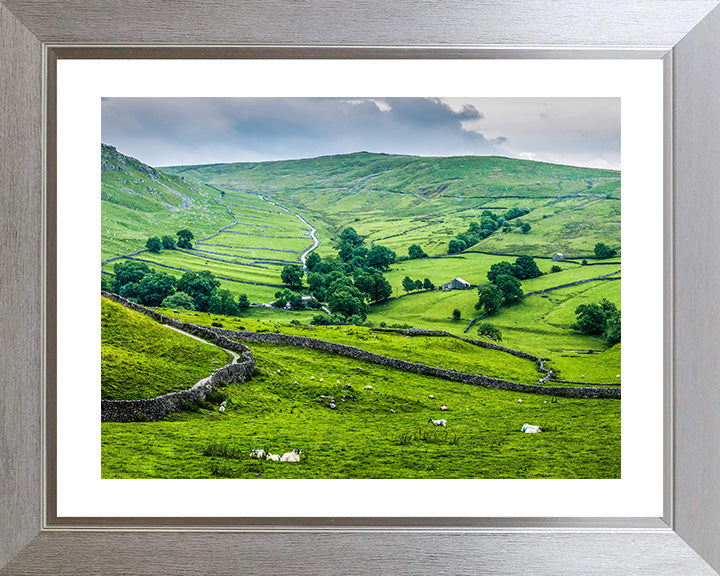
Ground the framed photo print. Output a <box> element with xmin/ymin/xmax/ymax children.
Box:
<box><xmin>2</xmin><ymin>1</ymin><xmax>720</xmax><ymax>575</ymax></box>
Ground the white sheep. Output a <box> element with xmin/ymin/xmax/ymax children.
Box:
<box><xmin>428</xmin><ymin>418</ymin><xmax>447</xmax><ymax>431</ymax></box>
<box><xmin>440</xmin><ymin>405</ymin><xmax>448</xmax><ymax>411</ymax></box>
<box><xmin>364</xmin><ymin>385</ymin><xmax>373</xmax><ymax>390</ymax></box>
<box><xmin>250</xmin><ymin>449</ymin><xmax>266</xmax><ymax>458</ymax></box>
<box><xmin>280</xmin><ymin>448</ymin><xmax>302</xmax><ymax>462</ymax></box>
<box><xmin>265</xmin><ymin>452</ymin><xmax>280</xmax><ymax>461</ymax></box>
<box><xmin>219</xmin><ymin>400</ymin><xmax>227</xmax><ymax>413</ymax></box>
<box><xmin>522</xmin><ymin>422</ymin><xmax>542</xmax><ymax>434</ymax></box>
<box><xmin>428</xmin><ymin>394</ymin><xmax>434</xmax><ymax>399</ymax></box>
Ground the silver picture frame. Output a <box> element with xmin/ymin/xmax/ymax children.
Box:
<box><xmin>2</xmin><ymin>1</ymin><xmax>720</xmax><ymax>574</ymax></box>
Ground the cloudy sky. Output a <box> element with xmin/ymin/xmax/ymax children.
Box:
<box><xmin>101</xmin><ymin>97</ymin><xmax>620</xmax><ymax>170</ymax></box>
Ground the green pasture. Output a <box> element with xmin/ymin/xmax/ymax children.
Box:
<box><xmin>159</xmin><ymin>307</ymin><xmax>543</xmax><ymax>385</ymax></box>
<box><xmin>101</xmin><ymin>297</ymin><xmax>230</xmax><ymax>400</ymax></box>
<box><xmin>102</xmin><ymin>257</ymin><xmax>281</xmax><ymax>303</ymax></box>
<box><xmin>101</xmin><ymin>340</ymin><xmax>620</xmax><ymax>479</ymax></box>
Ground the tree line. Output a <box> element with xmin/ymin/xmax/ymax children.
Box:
<box><xmin>103</xmin><ymin>260</ymin><xmax>249</xmax><ymax>316</ymax></box>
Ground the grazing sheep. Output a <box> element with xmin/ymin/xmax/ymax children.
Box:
<box><xmin>219</xmin><ymin>400</ymin><xmax>227</xmax><ymax>413</ymax></box>
<box><xmin>440</xmin><ymin>405</ymin><xmax>448</xmax><ymax>411</ymax></box>
<box><xmin>310</xmin><ymin>376</ymin><xmax>314</xmax><ymax>380</ymax></box>
<box><xmin>522</xmin><ymin>422</ymin><xmax>542</xmax><ymax>434</ymax></box>
<box><xmin>364</xmin><ymin>385</ymin><xmax>373</xmax><ymax>390</ymax></box>
<box><xmin>250</xmin><ymin>449</ymin><xmax>266</xmax><ymax>458</ymax></box>
<box><xmin>319</xmin><ymin>378</ymin><xmax>324</xmax><ymax>382</ymax></box>
<box><xmin>265</xmin><ymin>452</ymin><xmax>280</xmax><ymax>461</ymax></box>
<box><xmin>390</xmin><ymin>409</ymin><xmax>396</xmax><ymax>414</ymax></box>
<box><xmin>428</xmin><ymin>394</ymin><xmax>434</xmax><ymax>399</ymax></box>
<box><xmin>281</xmin><ymin>448</ymin><xmax>302</xmax><ymax>462</ymax></box>
<box><xmin>517</xmin><ymin>399</ymin><xmax>522</xmax><ymax>403</ymax></box>
<box><xmin>428</xmin><ymin>418</ymin><xmax>447</xmax><ymax>431</ymax></box>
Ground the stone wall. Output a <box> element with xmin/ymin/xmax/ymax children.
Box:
<box><xmin>102</xmin><ymin>292</ymin><xmax>619</xmax><ymax>411</ymax></box>
<box><xmin>100</xmin><ymin>292</ymin><xmax>255</xmax><ymax>422</ymax></box>
<box><xmin>211</xmin><ymin>326</ymin><xmax>619</xmax><ymax>399</ymax></box>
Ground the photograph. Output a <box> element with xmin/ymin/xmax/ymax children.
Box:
<box><xmin>99</xmin><ymin>96</ymin><xmax>621</xmax><ymax>480</ymax></box>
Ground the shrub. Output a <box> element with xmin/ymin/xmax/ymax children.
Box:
<box><xmin>476</xmin><ymin>322</ymin><xmax>502</xmax><ymax>341</ymax></box>
<box><xmin>290</xmin><ymin>319</ymin><xmax>301</xmax><ymax>325</ymax></box>
<box><xmin>161</xmin><ymin>291</ymin><xmax>196</xmax><ymax>310</ymax></box>
<box><xmin>206</xmin><ymin>389</ymin><xmax>227</xmax><ymax>404</ymax></box>
<box><xmin>550</xmin><ymin>265</ymin><xmax>562</xmax><ymax>273</ymax></box>
<box><xmin>211</xmin><ymin>321</ymin><xmax>223</xmax><ymax>328</ymax></box>
<box><xmin>452</xmin><ymin>308</ymin><xmax>462</xmax><ymax>321</ymax></box>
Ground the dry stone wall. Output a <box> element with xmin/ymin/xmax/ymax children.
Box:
<box><xmin>100</xmin><ymin>292</ymin><xmax>255</xmax><ymax>422</ymax></box>
<box><xmin>211</xmin><ymin>327</ymin><xmax>619</xmax><ymax>399</ymax></box>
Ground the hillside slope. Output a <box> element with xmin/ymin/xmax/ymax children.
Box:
<box><xmin>101</xmin><ymin>144</ymin><xmax>235</xmax><ymax>260</ymax></box>
<box><xmin>163</xmin><ymin>152</ymin><xmax>620</xmax><ymax>258</ymax></box>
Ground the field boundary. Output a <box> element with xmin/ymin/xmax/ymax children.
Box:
<box><xmin>103</xmin><ymin>292</ymin><xmax>619</xmax><ymax>402</ymax></box>
<box><xmin>464</xmin><ymin>270</ymin><xmax>621</xmax><ymax>333</ymax></box>
<box><xmin>101</xmin><ymin>293</ymin><xmax>255</xmax><ymax>422</ymax></box>
<box><xmin>210</xmin><ymin>328</ymin><xmax>619</xmax><ymax>400</ymax></box>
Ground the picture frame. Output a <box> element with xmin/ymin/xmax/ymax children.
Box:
<box><xmin>2</xmin><ymin>1</ymin><xmax>720</xmax><ymax>574</ymax></box>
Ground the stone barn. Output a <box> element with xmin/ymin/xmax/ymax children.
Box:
<box><xmin>439</xmin><ymin>277</ymin><xmax>471</xmax><ymax>291</ymax></box>
<box><xmin>552</xmin><ymin>252</ymin><xmax>565</xmax><ymax>261</ymax></box>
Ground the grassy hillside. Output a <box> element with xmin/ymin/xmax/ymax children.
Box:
<box><xmin>102</xmin><ymin>339</ymin><xmax>620</xmax><ymax>479</ymax></box>
<box><xmin>101</xmin><ymin>297</ymin><xmax>230</xmax><ymax>400</ymax></box>
<box><xmin>101</xmin><ymin>144</ymin><xmax>235</xmax><ymax>261</ymax></box>
<box><xmin>163</xmin><ymin>152</ymin><xmax>620</xmax><ymax>258</ymax></box>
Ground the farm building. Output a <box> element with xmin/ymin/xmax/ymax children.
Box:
<box><xmin>552</xmin><ymin>252</ymin><xmax>565</xmax><ymax>261</ymax></box>
<box><xmin>439</xmin><ymin>277</ymin><xmax>471</xmax><ymax>291</ymax></box>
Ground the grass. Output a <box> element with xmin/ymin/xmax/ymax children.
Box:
<box><xmin>101</xmin><ymin>297</ymin><xmax>230</xmax><ymax>400</ymax></box>
<box><xmin>158</xmin><ymin>307</ymin><xmax>544</xmax><ymax>385</ymax></box>
<box><xmin>101</xmin><ymin>340</ymin><xmax>620</xmax><ymax>479</ymax></box>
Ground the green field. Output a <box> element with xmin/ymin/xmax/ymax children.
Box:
<box><xmin>101</xmin><ymin>145</ymin><xmax>621</xmax><ymax>479</ymax></box>
<box><xmin>101</xmin><ymin>297</ymin><xmax>230</xmax><ymax>400</ymax></box>
<box><xmin>102</xmin><ymin>339</ymin><xmax>620</xmax><ymax>479</ymax></box>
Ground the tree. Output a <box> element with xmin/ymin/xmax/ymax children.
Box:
<box><xmin>216</xmin><ymin>289</ymin><xmax>240</xmax><ymax>316</ymax></box>
<box><xmin>306</xmin><ymin>252</ymin><xmax>321</xmax><ymax>272</ymax></box>
<box><xmin>571</xmin><ymin>303</ymin><xmax>607</xmax><ymax>335</ymax></box>
<box><xmin>135</xmin><ymin>272</ymin><xmax>177</xmax><ymax>306</ymax></box>
<box><xmin>402</xmin><ymin>276</ymin><xmax>416</xmax><ymax>293</ymax></box>
<box><xmin>475</xmin><ymin>285</ymin><xmax>504</xmax><ymax>315</ymax></box>
<box><xmin>176</xmin><ymin>229</ymin><xmax>194</xmax><ymax>249</ymax></box>
<box><xmin>161</xmin><ymin>291</ymin><xmax>196</xmax><ymax>310</ymax></box>
<box><xmin>237</xmin><ymin>294</ymin><xmax>250</xmax><ymax>310</ymax></box>
<box><xmin>161</xmin><ymin>235</ymin><xmax>176</xmax><ymax>250</ymax></box>
<box><xmin>339</xmin><ymin>227</ymin><xmax>363</xmax><ymax>247</ymax></box>
<box><xmin>550</xmin><ymin>265</ymin><xmax>562</xmax><ymax>273</ymax></box>
<box><xmin>604</xmin><ymin>314</ymin><xmax>621</xmax><ymax>345</ymax></box>
<box><xmin>145</xmin><ymin>236</ymin><xmax>162</xmax><ymax>253</ymax></box>
<box><xmin>594</xmin><ymin>242</ymin><xmax>617</xmax><ymax>259</ymax></box>
<box><xmin>448</xmin><ymin>239</ymin><xmax>466</xmax><ymax>254</ymax></box>
<box><xmin>273</xmin><ymin>289</ymin><xmax>293</xmax><ymax>308</ymax></box>
<box><xmin>113</xmin><ymin>260</ymin><xmax>152</xmax><ymax>292</ymax></box>
<box><xmin>414</xmin><ymin>279</ymin><xmax>423</xmax><ymax>291</ymax></box>
<box><xmin>476</xmin><ymin>322</ymin><xmax>502</xmax><ymax>341</ymax></box>
<box><xmin>101</xmin><ymin>274</ymin><xmax>113</xmax><ymax>292</ymax></box>
<box><xmin>452</xmin><ymin>308</ymin><xmax>462</xmax><ymax>321</ymax></box>
<box><xmin>328</xmin><ymin>288</ymin><xmax>368</xmax><ymax>320</ymax></box>
<box><xmin>177</xmin><ymin>270</ymin><xmax>220</xmax><ymax>311</ymax></box>
<box><xmin>495</xmin><ymin>274</ymin><xmax>523</xmax><ymax>304</ymax></box>
<box><xmin>281</xmin><ymin>265</ymin><xmax>304</xmax><ymax>288</ymax></box>
<box><xmin>487</xmin><ymin>261</ymin><xmax>516</xmax><ymax>283</ymax></box>
<box><xmin>520</xmin><ymin>222</ymin><xmax>532</xmax><ymax>234</ymax></box>
<box><xmin>366</xmin><ymin>244</ymin><xmax>396</xmax><ymax>271</ymax></box>
<box><xmin>367</xmin><ymin>273</ymin><xmax>392</xmax><ymax>303</ymax></box>
<box><xmin>423</xmin><ymin>278</ymin><xmax>435</xmax><ymax>290</ymax></box>
<box><xmin>408</xmin><ymin>244</ymin><xmax>427</xmax><ymax>260</ymax></box>
<box><xmin>513</xmin><ymin>255</ymin><xmax>542</xmax><ymax>280</ymax></box>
